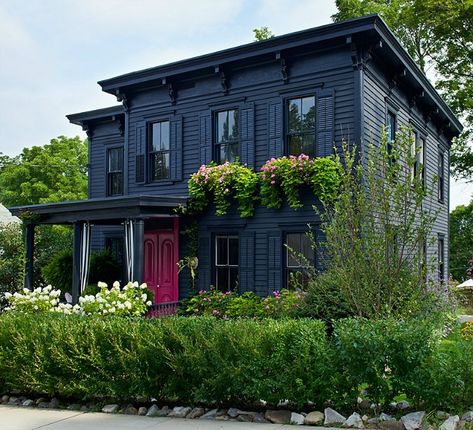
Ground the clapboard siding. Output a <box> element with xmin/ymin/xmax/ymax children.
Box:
<box><xmin>362</xmin><ymin>62</ymin><xmax>450</xmax><ymax>283</ymax></box>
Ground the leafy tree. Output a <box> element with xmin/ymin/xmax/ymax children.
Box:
<box><xmin>253</xmin><ymin>26</ymin><xmax>274</xmax><ymax>41</ymax></box>
<box><xmin>333</xmin><ymin>0</ymin><xmax>473</xmax><ymax>181</ymax></box>
<box><xmin>450</xmin><ymin>200</ymin><xmax>473</xmax><ymax>281</ymax></box>
<box><xmin>0</xmin><ymin>136</ymin><xmax>88</xmax><ymax>207</ymax></box>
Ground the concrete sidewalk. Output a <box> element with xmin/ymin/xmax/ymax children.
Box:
<box><xmin>0</xmin><ymin>405</ymin><xmax>328</xmax><ymax>430</ymax></box>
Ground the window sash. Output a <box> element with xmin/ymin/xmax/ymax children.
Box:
<box><xmin>215</xmin><ymin>235</ymin><xmax>239</xmax><ymax>292</ymax></box>
<box><xmin>438</xmin><ymin>151</ymin><xmax>445</xmax><ymax>202</ymax></box>
<box><xmin>107</xmin><ymin>148</ymin><xmax>123</xmax><ymax>196</ymax></box>
<box><xmin>215</xmin><ymin>110</ymin><xmax>239</xmax><ymax>163</ymax></box>
<box><xmin>286</xmin><ymin>96</ymin><xmax>316</xmax><ymax>156</ymax></box>
<box><xmin>149</xmin><ymin>151</ymin><xmax>170</xmax><ymax>181</ymax></box>
<box><xmin>149</xmin><ymin>120</ymin><xmax>171</xmax><ymax>181</ymax></box>
<box><xmin>285</xmin><ymin>233</ymin><xmax>314</xmax><ymax>268</ymax></box>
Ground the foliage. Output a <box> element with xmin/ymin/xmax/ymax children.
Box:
<box><xmin>333</xmin><ymin>317</ymin><xmax>441</xmax><ymax>409</ymax></box>
<box><xmin>3</xmin><ymin>285</ymin><xmax>61</xmax><ymax>313</ymax></box>
<box><xmin>449</xmin><ymin>200</ymin><xmax>473</xmax><ymax>281</ymax></box>
<box><xmin>0</xmin><ymin>136</ymin><xmax>88</xmax><ymax>207</ymax></box>
<box><xmin>333</xmin><ymin>0</ymin><xmax>473</xmax><ymax>181</ymax></box>
<box><xmin>188</xmin><ymin>161</ymin><xmax>259</xmax><ymax>217</ymax></box>
<box><xmin>179</xmin><ymin>288</ymin><xmax>303</xmax><ymax>319</ymax></box>
<box><xmin>462</xmin><ymin>321</ymin><xmax>473</xmax><ymax>341</ymax></box>
<box><xmin>304</xmin><ymin>128</ymin><xmax>440</xmax><ymax>320</ymax></box>
<box><xmin>253</xmin><ymin>26</ymin><xmax>274</xmax><ymax>41</ymax></box>
<box><xmin>88</xmin><ymin>250</ymin><xmax>122</xmax><ymax>286</ymax></box>
<box><xmin>260</xmin><ymin>154</ymin><xmax>341</xmax><ymax>209</ymax></box>
<box><xmin>0</xmin><ymin>223</ymin><xmax>24</xmax><ymax>301</ymax></box>
<box><xmin>177</xmin><ymin>220</ymin><xmax>199</xmax><ymax>289</ymax></box>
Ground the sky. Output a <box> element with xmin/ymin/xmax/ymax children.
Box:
<box><xmin>0</xmin><ymin>0</ymin><xmax>471</xmax><ymax>210</ymax></box>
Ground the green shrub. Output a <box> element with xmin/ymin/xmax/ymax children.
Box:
<box><xmin>0</xmin><ymin>222</ymin><xmax>24</xmax><ymax>304</ymax></box>
<box><xmin>0</xmin><ymin>313</ymin><xmax>333</xmax><ymax>407</ymax></box>
<box><xmin>88</xmin><ymin>250</ymin><xmax>122</xmax><ymax>287</ymax></box>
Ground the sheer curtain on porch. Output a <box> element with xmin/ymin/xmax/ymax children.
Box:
<box><xmin>80</xmin><ymin>222</ymin><xmax>91</xmax><ymax>294</ymax></box>
<box><xmin>124</xmin><ymin>220</ymin><xmax>134</xmax><ymax>282</ymax></box>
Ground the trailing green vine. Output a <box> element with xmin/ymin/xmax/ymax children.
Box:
<box><xmin>260</xmin><ymin>154</ymin><xmax>342</xmax><ymax>209</ymax></box>
<box><xmin>188</xmin><ymin>161</ymin><xmax>259</xmax><ymax>217</ymax></box>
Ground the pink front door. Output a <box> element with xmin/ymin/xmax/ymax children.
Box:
<box><xmin>144</xmin><ymin>221</ymin><xmax>179</xmax><ymax>304</ymax></box>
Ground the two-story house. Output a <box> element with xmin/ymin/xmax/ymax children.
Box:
<box><xmin>11</xmin><ymin>15</ymin><xmax>462</xmax><ymax>309</ymax></box>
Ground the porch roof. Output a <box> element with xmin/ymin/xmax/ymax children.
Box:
<box><xmin>9</xmin><ymin>194</ymin><xmax>188</xmax><ymax>225</ymax></box>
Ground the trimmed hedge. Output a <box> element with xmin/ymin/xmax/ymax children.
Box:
<box><xmin>0</xmin><ymin>313</ymin><xmax>471</xmax><ymax>410</ymax></box>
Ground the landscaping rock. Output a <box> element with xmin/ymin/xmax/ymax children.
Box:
<box><xmin>440</xmin><ymin>415</ymin><xmax>460</xmax><ymax>430</ymax></box>
<box><xmin>21</xmin><ymin>399</ymin><xmax>34</xmax><ymax>407</ymax></box>
<box><xmin>344</xmin><ymin>412</ymin><xmax>364</xmax><ymax>428</ymax></box>
<box><xmin>252</xmin><ymin>413</ymin><xmax>268</xmax><ymax>423</ymax></box>
<box><xmin>227</xmin><ymin>408</ymin><xmax>241</xmax><ymax>418</ymax></box>
<box><xmin>80</xmin><ymin>405</ymin><xmax>89</xmax><ymax>412</ymax></box>
<box><xmin>187</xmin><ymin>407</ymin><xmax>205</xmax><ymax>419</ymax></box>
<box><xmin>401</xmin><ymin>411</ymin><xmax>425</xmax><ymax>430</ymax></box>
<box><xmin>49</xmin><ymin>398</ymin><xmax>60</xmax><ymax>409</ymax></box>
<box><xmin>457</xmin><ymin>315</ymin><xmax>473</xmax><ymax>324</ymax></box>
<box><xmin>237</xmin><ymin>414</ymin><xmax>253</xmax><ymax>423</ymax></box>
<box><xmin>146</xmin><ymin>405</ymin><xmax>161</xmax><ymax>417</ymax></box>
<box><xmin>168</xmin><ymin>406</ymin><xmax>192</xmax><ymax>418</ymax></box>
<box><xmin>458</xmin><ymin>421</ymin><xmax>466</xmax><ymax>430</ymax></box>
<box><xmin>362</xmin><ymin>415</ymin><xmax>369</xmax><ymax>423</ymax></box>
<box><xmin>67</xmin><ymin>404</ymin><xmax>81</xmax><ymax>411</ymax></box>
<box><xmin>367</xmin><ymin>418</ymin><xmax>380</xmax><ymax>425</ymax></box>
<box><xmin>437</xmin><ymin>412</ymin><xmax>450</xmax><ymax>420</ymax></box>
<box><xmin>38</xmin><ymin>402</ymin><xmax>50</xmax><ymax>409</ymax></box>
<box><xmin>138</xmin><ymin>407</ymin><xmax>148</xmax><ymax>416</ymax></box>
<box><xmin>35</xmin><ymin>398</ymin><xmax>46</xmax><ymax>406</ymax></box>
<box><xmin>265</xmin><ymin>410</ymin><xmax>292</xmax><ymax>424</ymax></box>
<box><xmin>381</xmin><ymin>413</ymin><xmax>397</xmax><ymax>422</ymax></box>
<box><xmin>324</xmin><ymin>407</ymin><xmax>347</xmax><ymax>426</ymax></box>
<box><xmin>397</xmin><ymin>401</ymin><xmax>410</xmax><ymax>410</ymax></box>
<box><xmin>200</xmin><ymin>408</ymin><xmax>219</xmax><ymax>419</ymax></box>
<box><xmin>305</xmin><ymin>411</ymin><xmax>325</xmax><ymax>425</ymax></box>
<box><xmin>8</xmin><ymin>396</ymin><xmax>19</xmax><ymax>405</ymax></box>
<box><xmin>2</xmin><ymin>395</ymin><xmax>9</xmax><ymax>403</ymax></box>
<box><xmin>215</xmin><ymin>415</ymin><xmax>229</xmax><ymax>421</ymax></box>
<box><xmin>462</xmin><ymin>412</ymin><xmax>473</xmax><ymax>422</ymax></box>
<box><xmin>291</xmin><ymin>412</ymin><xmax>305</xmax><ymax>425</ymax></box>
<box><xmin>102</xmin><ymin>404</ymin><xmax>119</xmax><ymax>414</ymax></box>
<box><xmin>379</xmin><ymin>420</ymin><xmax>405</xmax><ymax>430</ymax></box>
<box><xmin>124</xmin><ymin>405</ymin><xmax>138</xmax><ymax>415</ymax></box>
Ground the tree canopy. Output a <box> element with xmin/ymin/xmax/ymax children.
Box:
<box><xmin>333</xmin><ymin>0</ymin><xmax>473</xmax><ymax>181</ymax></box>
<box><xmin>450</xmin><ymin>200</ymin><xmax>473</xmax><ymax>281</ymax></box>
<box><xmin>253</xmin><ymin>26</ymin><xmax>274</xmax><ymax>41</ymax></box>
<box><xmin>0</xmin><ymin>136</ymin><xmax>88</xmax><ymax>207</ymax></box>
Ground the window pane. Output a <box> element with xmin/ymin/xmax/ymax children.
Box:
<box><xmin>286</xmin><ymin>233</ymin><xmax>301</xmax><ymax>267</ymax></box>
<box><xmin>229</xmin><ymin>110</ymin><xmax>238</xmax><ymax>141</ymax></box>
<box><xmin>301</xmin><ymin>233</ymin><xmax>314</xmax><ymax>265</ymax></box>
<box><xmin>109</xmin><ymin>172</ymin><xmax>123</xmax><ymax>196</ymax></box>
<box><xmin>160</xmin><ymin>121</ymin><xmax>170</xmax><ymax>150</ymax></box>
<box><xmin>219</xmin><ymin>143</ymin><xmax>240</xmax><ymax>163</ymax></box>
<box><xmin>387</xmin><ymin>112</ymin><xmax>396</xmax><ymax>143</ymax></box>
<box><xmin>216</xmin><ymin>237</ymin><xmax>228</xmax><ymax>265</ymax></box>
<box><xmin>151</xmin><ymin>152</ymin><xmax>170</xmax><ymax>180</ymax></box>
<box><xmin>288</xmin><ymin>135</ymin><xmax>303</xmax><ymax>156</ymax></box>
<box><xmin>301</xmin><ymin>133</ymin><xmax>316</xmax><ymax>156</ymax></box>
<box><xmin>301</xmin><ymin>97</ymin><xmax>315</xmax><ymax>131</ymax></box>
<box><xmin>108</xmin><ymin>148</ymin><xmax>123</xmax><ymax>172</ymax></box>
<box><xmin>288</xmin><ymin>98</ymin><xmax>302</xmax><ymax>133</ymax></box>
<box><xmin>216</xmin><ymin>267</ymin><xmax>228</xmax><ymax>291</ymax></box>
<box><xmin>229</xmin><ymin>267</ymin><xmax>239</xmax><ymax>290</ymax></box>
<box><xmin>229</xmin><ymin>237</ymin><xmax>239</xmax><ymax>266</ymax></box>
<box><xmin>152</xmin><ymin>123</ymin><xmax>161</xmax><ymax>152</ymax></box>
<box><xmin>217</xmin><ymin>111</ymin><xmax>228</xmax><ymax>143</ymax></box>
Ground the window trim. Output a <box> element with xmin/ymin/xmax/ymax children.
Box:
<box><xmin>214</xmin><ymin>234</ymin><xmax>239</xmax><ymax>292</ymax></box>
<box><xmin>106</xmin><ymin>146</ymin><xmax>124</xmax><ymax>197</ymax></box>
<box><xmin>213</xmin><ymin>108</ymin><xmax>240</xmax><ymax>164</ymax></box>
<box><xmin>284</xmin><ymin>94</ymin><xmax>316</xmax><ymax>157</ymax></box>
<box><xmin>148</xmin><ymin>119</ymin><xmax>171</xmax><ymax>182</ymax></box>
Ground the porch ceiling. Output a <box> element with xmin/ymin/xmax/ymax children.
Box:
<box><xmin>9</xmin><ymin>194</ymin><xmax>188</xmax><ymax>224</ymax></box>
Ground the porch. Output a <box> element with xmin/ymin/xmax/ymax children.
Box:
<box><xmin>9</xmin><ymin>195</ymin><xmax>187</xmax><ymax>307</ymax></box>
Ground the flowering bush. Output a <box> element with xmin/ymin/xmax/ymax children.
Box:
<box><xmin>462</xmin><ymin>320</ymin><xmax>473</xmax><ymax>341</ymax></box>
<box><xmin>260</xmin><ymin>154</ymin><xmax>341</xmax><ymax>209</ymax></box>
<box><xmin>3</xmin><ymin>281</ymin><xmax>153</xmax><ymax>317</ymax></box>
<box><xmin>188</xmin><ymin>161</ymin><xmax>259</xmax><ymax>217</ymax></box>
<box><xmin>179</xmin><ymin>288</ymin><xmax>303</xmax><ymax>319</ymax></box>
<box><xmin>4</xmin><ymin>285</ymin><xmax>61</xmax><ymax>313</ymax></box>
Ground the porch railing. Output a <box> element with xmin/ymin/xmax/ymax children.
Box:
<box><xmin>146</xmin><ymin>301</ymin><xmax>179</xmax><ymax>318</ymax></box>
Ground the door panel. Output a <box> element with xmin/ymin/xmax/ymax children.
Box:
<box><xmin>144</xmin><ymin>228</ymin><xmax>178</xmax><ymax>304</ymax></box>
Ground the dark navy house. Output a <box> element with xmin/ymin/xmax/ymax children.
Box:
<box><xmin>12</xmin><ymin>15</ymin><xmax>462</xmax><ymax>309</ymax></box>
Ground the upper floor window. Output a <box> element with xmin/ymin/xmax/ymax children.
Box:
<box><xmin>411</xmin><ymin>132</ymin><xmax>424</xmax><ymax>186</ymax></box>
<box><xmin>215</xmin><ymin>235</ymin><xmax>239</xmax><ymax>292</ymax></box>
<box><xmin>215</xmin><ymin>109</ymin><xmax>239</xmax><ymax>163</ymax></box>
<box><xmin>438</xmin><ymin>150</ymin><xmax>445</xmax><ymax>202</ymax></box>
<box><xmin>386</xmin><ymin>111</ymin><xmax>396</xmax><ymax>156</ymax></box>
<box><xmin>285</xmin><ymin>232</ymin><xmax>314</xmax><ymax>288</ymax></box>
<box><xmin>149</xmin><ymin>120</ymin><xmax>170</xmax><ymax>181</ymax></box>
<box><xmin>107</xmin><ymin>147</ymin><xmax>123</xmax><ymax>196</ymax></box>
<box><xmin>286</xmin><ymin>96</ymin><xmax>316</xmax><ymax>156</ymax></box>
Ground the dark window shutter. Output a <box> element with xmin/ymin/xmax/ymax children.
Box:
<box><xmin>135</xmin><ymin>122</ymin><xmax>146</xmax><ymax>183</ymax></box>
<box><xmin>198</xmin><ymin>231</ymin><xmax>212</xmax><ymax>291</ymax></box>
<box><xmin>268</xmin><ymin>99</ymin><xmax>283</xmax><ymax>159</ymax></box>
<box><xmin>316</xmin><ymin>226</ymin><xmax>327</xmax><ymax>271</ymax></box>
<box><xmin>199</xmin><ymin>110</ymin><xmax>212</xmax><ymax>165</ymax></box>
<box><xmin>170</xmin><ymin>115</ymin><xmax>183</xmax><ymax>181</ymax></box>
<box><xmin>239</xmin><ymin>103</ymin><xmax>255</xmax><ymax>168</ymax></box>
<box><xmin>316</xmin><ymin>89</ymin><xmax>335</xmax><ymax>157</ymax></box>
<box><xmin>267</xmin><ymin>230</ymin><xmax>282</xmax><ymax>292</ymax></box>
<box><xmin>239</xmin><ymin>231</ymin><xmax>255</xmax><ymax>293</ymax></box>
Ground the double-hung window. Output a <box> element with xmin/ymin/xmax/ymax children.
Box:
<box><xmin>215</xmin><ymin>109</ymin><xmax>239</xmax><ymax>163</ymax></box>
<box><xmin>285</xmin><ymin>232</ymin><xmax>314</xmax><ymax>288</ymax></box>
<box><xmin>411</xmin><ymin>132</ymin><xmax>425</xmax><ymax>186</ymax></box>
<box><xmin>438</xmin><ymin>235</ymin><xmax>445</xmax><ymax>284</ymax></box>
<box><xmin>107</xmin><ymin>147</ymin><xmax>124</xmax><ymax>196</ymax></box>
<box><xmin>149</xmin><ymin>120</ymin><xmax>170</xmax><ymax>181</ymax></box>
<box><xmin>438</xmin><ymin>150</ymin><xmax>445</xmax><ymax>202</ymax></box>
<box><xmin>215</xmin><ymin>235</ymin><xmax>239</xmax><ymax>291</ymax></box>
<box><xmin>386</xmin><ymin>111</ymin><xmax>396</xmax><ymax>157</ymax></box>
<box><xmin>286</xmin><ymin>96</ymin><xmax>316</xmax><ymax>156</ymax></box>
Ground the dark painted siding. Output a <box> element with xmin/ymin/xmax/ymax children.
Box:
<box><xmin>362</xmin><ymin>62</ymin><xmax>450</xmax><ymax>284</ymax></box>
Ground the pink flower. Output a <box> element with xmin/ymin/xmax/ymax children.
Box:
<box><xmin>212</xmin><ymin>309</ymin><xmax>220</xmax><ymax>315</ymax></box>
<box><xmin>271</xmin><ymin>180</ymin><xmax>276</xmax><ymax>185</ymax></box>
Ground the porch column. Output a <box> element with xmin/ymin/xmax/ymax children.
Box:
<box><xmin>72</xmin><ymin>222</ymin><xmax>82</xmax><ymax>304</ymax></box>
<box><xmin>24</xmin><ymin>223</ymin><xmax>35</xmax><ymax>290</ymax></box>
<box><xmin>133</xmin><ymin>219</ymin><xmax>144</xmax><ymax>284</ymax></box>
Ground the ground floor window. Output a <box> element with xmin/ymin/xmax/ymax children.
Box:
<box><xmin>215</xmin><ymin>235</ymin><xmax>239</xmax><ymax>291</ymax></box>
<box><xmin>285</xmin><ymin>232</ymin><xmax>314</xmax><ymax>288</ymax></box>
<box><xmin>438</xmin><ymin>235</ymin><xmax>445</xmax><ymax>284</ymax></box>
<box><xmin>105</xmin><ymin>236</ymin><xmax>124</xmax><ymax>268</ymax></box>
